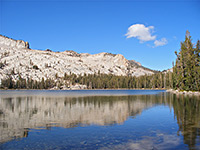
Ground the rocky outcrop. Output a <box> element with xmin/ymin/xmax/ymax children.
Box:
<box><xmin>0</xmin><ymin>35</ymin><xmax>29</xmax><ymax>49</ymax></box>
<box><xmin>0</xmin><ymin>35</ymin><xmax>155</xmax><ymax>82</ymax></box>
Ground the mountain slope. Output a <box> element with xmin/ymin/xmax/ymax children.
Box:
<box><xmin>0</xmin><ymin>35</ymin><xmax>155</xmax><ymax>81</ymax></box>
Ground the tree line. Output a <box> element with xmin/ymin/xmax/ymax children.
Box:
<box><xmin>0</xmin><ymin>31</ymin><xmax>199</xmax><ymax>91</ymax></box>
<box><xmin>0</xmin><ymin>70</ymin><xmax>173</xmax><ymax>90</ymax></box>
<box><xmin>0</xmin><ymin>75</ymin><xmax>56</xmax><ymax>89</ymax></box>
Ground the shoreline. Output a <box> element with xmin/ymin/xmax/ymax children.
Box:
<box><xmin>166</xmin><ymin>89</ymin><xmax>200</xmax><ymax>96</ymax></box>
<box><xmin>0</xmin><ymin>88</ymin><xmax>166</xmax><ymax>91</ymax></box>
<box><xmin>2</xmin><ymin>88</ymin><xmax>200</xmax><ymax>96</ymax></box>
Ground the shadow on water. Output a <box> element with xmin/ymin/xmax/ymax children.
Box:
<box><xmin>0</xmin><ymin>90</ymin><xmax>199</xmax><ymax>149</ymax></box>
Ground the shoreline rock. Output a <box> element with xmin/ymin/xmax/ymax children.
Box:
<box><xmin>166</xmin><ymin>89</ymin><xmax>200</xmax><ymax>96</ymax></box>
<box><xmin>49</xmin><ymin>84</ymin><xmax>87</xmax><ymax>90</ymax></box>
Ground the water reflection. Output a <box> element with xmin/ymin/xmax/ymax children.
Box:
<box><xmin>172</xmin><ymin>94</ymin><xmax>200</xmax><ymax>150</ymax></box>
<box><xmin>0</xmin><ymin>95</ymin><xmax>159</xmax><ymax>143</ymax></box>
<box><xmin>0</xmin><ymin>91</ymin><xmax>200</xmax><ymax>149</ymax></box>
<box><xmin>99</xmin><ymin>133</ymin><xmax>182</xmax><ymax>150</ymax></box>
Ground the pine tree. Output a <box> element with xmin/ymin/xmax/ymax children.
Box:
<box><xmin>194</xmin><ymin>40</ymin><xmax>200</xmax><ymax>90</ymax></box>
<box><xmin>173</xmin><ymin>31</ymin><xmax>199</xmax><ymax>91</ymax></box>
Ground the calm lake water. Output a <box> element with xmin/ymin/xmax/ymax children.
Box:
<box><xmin>0</xmin><ymin>90</ymin><xmax>199</xmax><ymax>150</ymax></box>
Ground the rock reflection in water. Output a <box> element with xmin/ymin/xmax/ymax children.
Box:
<box><xmin>0</xmin><ymin>94</ymin><xmax>159</xmax><ymax>143</ymax></box>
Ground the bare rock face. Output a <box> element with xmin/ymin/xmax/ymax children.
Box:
<box><xmin>0</xmin><ymin>35</ymin><xmax>155</xmax><ymax>81</ymax></box>
<box><xmin>129</xmin><ymin>60</ymin><xmax>141</xmax><ymax>66</ymax></box>
<box><xmin>0</xmin><ymin>35</ymin><xmax>29</xmax><ymax>49</ymax></box>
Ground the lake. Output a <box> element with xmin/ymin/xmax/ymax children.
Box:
<box><xmin>0</xmin><ymin>90</ymin><xmax>199</xmax><ymax>150</ymax></box>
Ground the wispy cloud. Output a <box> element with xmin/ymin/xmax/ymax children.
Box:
<box><xmin>125</xmin><ymin>24</ymin><xmax>156</xmax><ymax>42</ymax></box>
<box><xmin>125</xmin><ymin>24</ymin><xmax>168</xmax><ymax>47</ymax></box>
<box><xmin>154</xmin><ymin>38</ymin><xmax>168</xmax><ymax>47</ymax></box>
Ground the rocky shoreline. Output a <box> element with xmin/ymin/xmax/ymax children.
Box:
<box><xmin>166</xmin><ymin>89</ymin><xmax>200</xmax><ymax>96</ymax></box>
<box><xmin>50</xmin><ymin>84</ymin><xmax>87</xmax><ymax>90</ymax></box>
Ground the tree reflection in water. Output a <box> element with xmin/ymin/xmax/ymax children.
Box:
<box><xmin>171</xmin><ymin>94</ymin><xmax>200</xmax><ymax>150</ymax></box>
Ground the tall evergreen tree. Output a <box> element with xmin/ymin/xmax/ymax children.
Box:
<box><xmin>173</xmin><ymin>31</ymin><xmax>200</xmax><ymax>91</ymax></box>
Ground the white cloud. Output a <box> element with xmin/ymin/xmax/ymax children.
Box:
<box><xmin>125</xmin><ymin>24</ymin><xmax>156</xmax><ymax>42</ymax></box>
<box><xmin>154</xmin><ymin>38</ymin><xmax>168</xmax><ymax>47</ymax></box>
<box><xmin>125</xmin><ymin>24</ymin><xmax>168</xmax><ymax>47</ymax></box>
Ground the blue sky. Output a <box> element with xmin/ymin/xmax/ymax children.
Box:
<box><xmin>0</xmin><ymin>0</ymin><xmax>200</xmax><ymax>71</ymax></box>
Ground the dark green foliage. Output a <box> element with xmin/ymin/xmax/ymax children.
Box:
<box><xmin>0</xmin><ymin>61</ymin><xmax>6</xmax><ymax>69</ymax></box>
<box><xmin>1</xmin><ymin>75</ymin><xmax>14</xmax><ymax>89</ymax></box>
<box><xmin>0</xmin><ymin>70</ymin><xmax>178</xmax><ymax>90</ymax></box>
<box><xmin>173</xmin><ymin>31</ymin><xmax>200</xmax><ymax>91</ymax></box>
<box><xmin>33</xmin><ymin>65</ymin><xmax>39</xmax><ymax>70</ymax></box>
<box><xmin>0</xmin><ymin>75</ymin><xmax>55</xmax><ymax>89</ymax></box>
<box><xmin>0</xmin><ymin>62</ymin><xmax>4</xmax><ymax>69</ymax></box>
<box><xmin>62</xmin><ymin>72</ymin><xmax>170</xmax><ymax>89</ymax></box>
